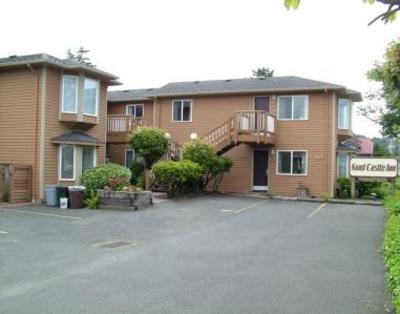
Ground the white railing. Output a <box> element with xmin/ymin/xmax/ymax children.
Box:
<box><xmin>107</xmin><ymin>115</ymin><xmax>146</xmax><ymax>132</ymax></box>
<box><xmin>235</xmin><ymin>111</ymin><xmax>275</xmax><ymax>134</ymax></box>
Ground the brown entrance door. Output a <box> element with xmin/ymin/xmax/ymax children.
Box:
<box><xmin>254</xmin><ymin>97</ymin><xmax>270</xmax><ymax>130</ymax></box>
<box><xmin>253</xmin><ymin>150</ymin><xmax>268</xmax><ymax>191</ymax></box>
<box><xmin>255</xmin><ymin>96</ymin><xmax>270</xmax><ymax>112</ymax></box>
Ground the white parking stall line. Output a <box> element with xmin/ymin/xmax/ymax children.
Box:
<box><xmin>234</xmin><ymin>200</ymin><xmax>266</xmax><ymax>214</ymax></box>
<box><xmin>0</xmin><ymin>208</ymin><xmax>83</xmax><ymax>220</ymax></box>
<box><xmin>308</xmin><ymin>203</ymin><xmax>327</xmax><ymax>218</ymax></box>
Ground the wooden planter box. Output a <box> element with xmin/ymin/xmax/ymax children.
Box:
<box><xmin>97</xmin><ymin>190</ymin><xmax>152</xmax><ymax>210</ymax></box>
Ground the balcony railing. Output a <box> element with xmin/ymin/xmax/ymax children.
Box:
<box><xmin>235</xmin><ymin>110</ymin><xmax>275</xmax><ymax>134</ymax></box>
<box><xmin>107</xmin><ymin>115</ymin><xmax>146</xmax><ymax>133</ymax></box>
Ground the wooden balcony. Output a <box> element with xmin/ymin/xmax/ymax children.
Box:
<box><xmin>204</xmin><ymin>111</ymin><xmax>275</xmax><ymax>155</ymax></box>
<box><xmin>106</xmin><ymin>115</ymin><xmax>147</xmax><ymax>143</ymax></box>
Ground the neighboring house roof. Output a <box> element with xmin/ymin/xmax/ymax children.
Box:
<box><xmin>356</xmin><ymin>137</ymin><xmax>374</xmax><ymax>155</ymax></box>
<box><xmin>51</xmin><ymin>130</ymin><xmax>103</xmax><ymax>146</ymax></box>
<box><xmin>342</xmin><ymin>136</ymin><xmax>374</xmax><ymax>155</ymax></box>
<box><xmin>107</xmin><ymin>88</ymin><xmax>155</xmax><ymax>102</ymax></box>
<box><xmin>0</xmin><ymin>53</ymin><xmax>119</xmax><ymax>82</ymax></box>
<box><xmin>337</xmin><ymin>142</ymin><xmax>358</xmax><ymax>152</ymax></box>
<box><xmin>145</xmin><ymin>76</ymin><xmax>362</xmax><ymax>100</ymax></box>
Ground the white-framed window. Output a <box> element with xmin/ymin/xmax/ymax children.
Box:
<box><xmin>126</xmin><ymin>104</ymin><xmax>144</xmax><ymax>118</ymax></box>
<box><xmin>125</xmin><ymin>149</ymin><xmax>144</xmax><ymax>167</ymax></box>
<box><xmin>337</xmin><ymin>152</ymin><xmax>349</xmax><ymax>177</ymax></box>
<box><xmin>61</xmin><ymin>75</ymin><xmax>78</xmax><ymax>113</ymax></box>
<box><xmin>82</xmin><ymin>146</ymin><xmax>97</xmax><ymax>173</ymax></box>
<box><xmin>59</xmin><ymin>144</ymin><xmax>76</xmax><ymax>180</ymax></box>
<box><xmin>83</xmin><ymin>78</ymin><xmax>99</xmax><ymax>116</ymax></box>
<box><xmin>172</xmin><ymin>100</ymin><xmax>192</xmax><ymax>122</ymax></box>
<box><xmin>277</xmin><ymin>95</ymin><xmax>308</xmax><ymax>120</ymax></box>
<box><xmin>276</xmin><ymin>150</ymin><xmax>308</xmax><ymax>175</ymax></box>
<box><xmin>338</xmin><ymin>98</ymin><xmax>351</xmax><ymax>129</ymax></box>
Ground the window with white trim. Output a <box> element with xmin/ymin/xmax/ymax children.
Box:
<box><xmin>277</xmin><ymin>96</ymin><xmax>308</xmax><ymax>120</ymax></box>
<box><xmin>62</xmin><ymin>75</ymin><xmax>78</xmax><ymax>113</ymax></box>
<box><xmin>338</xmin><ymin>98</ymin><xmax>351</xmax><ymax>129</ymax></box>
<box><xmin>126</xmin><ymin>104</ymin><xmax>144</xmax><ymax>118</ymax></box>
<box><xmin>82</xmin><ymin>146</ymin><xmax>96</xmax><ymax>173</ymax></box>
<box><xmin>60</xmin><ymin>144</ymin><xmax>75</xmax><ymax>180</ymax></box>
<box><xmin>83</xmin><ymin>78</ymin><xmax>99</xmax><ymax>116</ymax></box>
<box><xmin>125</xmin><ymin>149</ymin><xmax>143</xmax><ymax>167</ymax></box>
<box><xmin>172</xmin><ymin>100</ymin><xmax>192</xmax><ymax>122</ymax></box>
<box><xmin>277</xmin><ymin>150</ymin><xmax>307</xmax><ymax>175</ymax></box>
<box><xmin>337</xmin><ymin>152</ymin><xmax>349</xmax><ymax>177</ymax></box>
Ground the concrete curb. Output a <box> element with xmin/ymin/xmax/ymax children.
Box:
<box><xmin>224</xmin><ymin>193</ymin><xmax>382</xmax><ymax>206</ymax></box>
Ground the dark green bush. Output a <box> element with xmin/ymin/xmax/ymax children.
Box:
<box><xmin>128</xmin><ymin>127</ymin><xmax>168</xmax><ymax>169</ymax></box>
<box><xmin>182</xmin><ymin>140</ymin><xmax>233</xmax><ymax>191</ymax></box>
<box><xmin>81</xmin><ymin>163</ymin><xmax>131</xmax><ymax>190</ymax></box>
<box><xmin>336</xmin><ymin>177</ymin><xmax>351</xmax><ymax>198</ymax></box>
<box><xmin>383</xmin><ymin>192</ymin><xmax>400</xmax><ymax>313</ymax></box>
<box><xmin>129</xmin><ymin>161</ymin><xmax>145</xmax><ymax>185</ymax></box>
<box><xmin>357</xmin><ymin>181</ymin><xmax>393</xmax><ymax>199</ymax></box>
<box><xmin>84</xmin><ymin>190</ymin><xmax>99</xmax><ymax>209</ymax></box>
<box><xmin>152</xmin><ymin>160</ymin><xmax>203</xmax><ymax>196</ymax></box>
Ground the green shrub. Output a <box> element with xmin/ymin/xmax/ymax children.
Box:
<box><xmin>336</xmin><ymin>177</ymin><xmax>351</xmax><ymax>198</ymax></box>
<box><xmin>357</xmin><ymin>181</ymin><xmax>393</xmax><ymax>199</ymax></box>
<box><xmin>128</xmin><ymin>127</ymin><xmax>168</xmax><ymax>169</ymax></box>
<box><xmin>321</xmin><ymin>192</ymin><xmax>331</xmax><ymax>203</ymax></box>
<box><xmin>152</xmin><ymin>160</ymin><xmax>203</xmax><ymax>196</ymax></box>
<box><xmin>182</xmin><ymin>140</ymin><xmax>233</xmax><ymax>191</ymax></box>
<box><xmin>84</xmin><ymin>190</ymin><xmax>100</xmax><ymax>209</ymax></box>
<box><xmin>129</xmin><ymin>161</ymin><xmax>145</xmax><ymax>185</ymax></box>
<box><xmin>383</xmin><ymin>193</ymin><xmax>400</xmax><ymax>313</ymax></box>
<box><xmin>81</xmin><ymin>163</ymin><xmax>131</xmax><ymax>191</ymax></box>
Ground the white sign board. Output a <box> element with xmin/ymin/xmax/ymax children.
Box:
<box><xmin>350</xmin><ymin>158</ymin><xmax>398</xmax><ymax>178</ymax></box>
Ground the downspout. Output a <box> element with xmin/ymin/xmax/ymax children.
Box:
<box><xmin>27</xmin><ymin>63</ymin><xmax>39</xmax><ymax>202</ymax></box>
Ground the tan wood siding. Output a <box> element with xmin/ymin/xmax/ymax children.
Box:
<box><xmin>0</xmin><ymin>68</ymin><xmax>39</xmax><ymax>199</ymax></box>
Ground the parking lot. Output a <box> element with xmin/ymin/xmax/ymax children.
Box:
<box><xmin>0</xmin><ymin>195</ymin><xmax>392</xmax><ymax>313</ymax></box>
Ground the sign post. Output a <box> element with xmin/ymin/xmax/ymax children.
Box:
<box><xmin>349</xmin><ymin>157</ymin><xmax>398</xmax><ymax>198</ymax></box>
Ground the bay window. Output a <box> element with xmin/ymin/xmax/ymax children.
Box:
<box><xmin>278</xmin><ymin>96</ymin><xmax>308</xmax><ymax>120</ymax></box>
<box><xmin>337</xmin><ymin>152</ymin><xmax>349</xmax><ymax>177</ymax></box>
<box><xmin>82</xmin><ymin>146</ymin><xmax>96</xmax><ymax>173</ymax></box>
<box><xmin>172</xmin><ymin>100</ymin><xmax>192</xmax><ymax>122</ymax></box>
<box><xmin>83</xmin><ymin>78</ymin><xmax>99</xmax><ymax>116</ymax></box>
<box><xmin>59</xmin><ymin>145</ymin><xmax>96</xmax><ymax>181</ymax></box>
<box><xmin>59</xmin><ymin>144</ymin><xmax>75</xmax><ymax>180</ymax></box>
<box><xmin>62</xmin><ymin>76</ymin><xmax>78</xmax><ymax>113</ymax></box>
<box><xmin>277</xmin><ymin>150</ymin><xmax>307</xmax><ymax>175</ymax></box>
<box><xmin>338</xmin><ymin>98</ymin><xmax>351</xmax><ymax>129</ymax></box>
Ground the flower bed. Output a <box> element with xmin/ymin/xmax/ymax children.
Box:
<box><xmin>97</xmin><ymin>189</ymin><xmax>152</xmax><ymax>210</ymax></box>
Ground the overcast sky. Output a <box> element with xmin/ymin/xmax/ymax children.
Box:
<box><xmin>1</xmin><ymin>0</ymin><xmax>398</xmax><ymax>138</ymax></box>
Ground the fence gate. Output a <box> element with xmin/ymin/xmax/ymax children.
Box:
<box><xmin>8</xmin><ymin>164</ymin><xmax>32</xmax><ymax>203</ymax></box>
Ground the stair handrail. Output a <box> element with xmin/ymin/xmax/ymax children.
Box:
<box><xmin>203</xmin><ymin>117</ymin><xmax>234</xmax><ymax>148</ymax></box>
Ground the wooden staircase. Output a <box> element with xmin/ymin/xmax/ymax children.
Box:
<box><xmin>203</xmin><ymin>110</ymin><xmax>275</xmax><ymax>155</ymax></box>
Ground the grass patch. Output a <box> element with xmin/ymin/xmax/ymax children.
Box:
<box><xmin>383</xmin><ymin>192</ymin><xmax>400</xmax><ymax>313</ymax></box>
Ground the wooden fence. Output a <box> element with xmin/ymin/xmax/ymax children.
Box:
<box><xmin>0</xmin><ymin>164</ymin><xmax>32</xmax><ymax>203</ymax></box>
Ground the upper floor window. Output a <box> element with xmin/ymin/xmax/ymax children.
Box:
<box><xmin>126</xmin><ymin>104</ymin><xmax>144</xmax><ymax>118</ymax></box>
<box><xmin>83</xmin><ymin>78</ymin><xmax>99</xmax><ymax>116</ymax></box>
<box><xmin>62</xmin><ymin>75</ymin><xmax>78</xmax><ymax>113</ymax></box>
<box><xmin>338</xmin><ymin>98</ymin><xmax>351</xmax><ymax>129</ymax></box>
<box><xmin>277</xmin><ymin>95</ymin><xmax>308</xmax><ymax>120</ymax></box>
<box><xmin>172</xmin><ymin>100</ymin><xmax>192</xmax><ymax>122</ymax></box>
<box><xmin>277</xmin><ymin>150</ymin><xmax>308</xmax><ymax>175</ymax></box>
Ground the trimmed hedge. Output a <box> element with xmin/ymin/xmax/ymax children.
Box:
<box><xmin>81</xmin><ymin>163</ymin><xmax>131</xmax><ymax>191</ymax></box>
<box><xmin>152</xmin><ymin>160</ymin><xmax>203</xmax><ymax>196</ymax></box>
<box><xmin>383</xmin><ymin>192</ymin><xmax>400</xmax><ymax>313</ymax></box>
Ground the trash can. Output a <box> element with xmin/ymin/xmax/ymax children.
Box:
<box><xmin>68</xmin><ymin>186</ymin><xmax>85</xmax><ymax>209</ymax></box>
<box><xmin>45</xmin><ymin>185</ymin><xmax>59</xmax><ymax>206</ymax></box>
<box><xmin>57</xmin><ymin>186</ymin><xmax>69</xmax><ymax>206</ymax></box>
